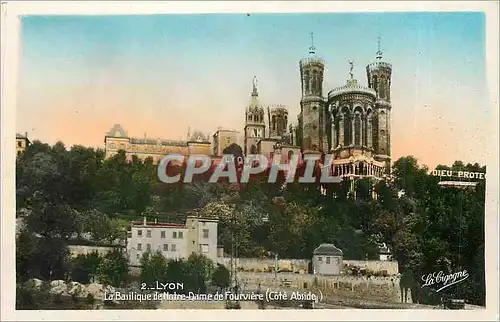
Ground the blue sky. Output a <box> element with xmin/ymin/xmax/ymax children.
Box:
<box><xmin>17</xmin><ymin>12</ymin><xmax>490</xmax><ymax>167</ymax></box>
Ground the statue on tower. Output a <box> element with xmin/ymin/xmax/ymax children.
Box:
<box><xmin>253</xmin><ymin>76</ymin><xmax>258</xmax><ymax>92</ymax></box>
<box><xmin>349</xmin><ymin>60</ymin><xmax>354</xmax><ymax>79</ymax></box>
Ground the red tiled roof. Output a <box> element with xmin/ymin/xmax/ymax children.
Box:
<box><xmin>131</xmin><ymin>221</ymin><xmax>186</xmax><ymax>228</ymax></box>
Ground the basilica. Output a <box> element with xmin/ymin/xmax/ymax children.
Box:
<box><xmin>104</xmin><ymin>37</ymin><xmax>392</xmax><ymax>193</ymax></box>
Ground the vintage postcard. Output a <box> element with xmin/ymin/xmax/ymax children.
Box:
<box><xmin>1</xmin><ymin>1</ymin><xmax>498</xmax><ymax>321</ymax></box>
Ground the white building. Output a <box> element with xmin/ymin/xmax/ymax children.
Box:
<box><xmin>378</xmin><ymin>243</ymin><xmax>392</xmax><ymax>261</ymax></box>
<box><xmin>126</xmin><ymin>215</ymin><xmax>218</xmax><ymax>266</ymax></box>
<box><xmin>312</xmin><ymin>244</ymin><xmax>343</xmax><ymax>275</ymax></box>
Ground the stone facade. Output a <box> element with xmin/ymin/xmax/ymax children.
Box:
<box><xmin>104</xmin><ymin>124</ymin><xmax>211</xmax><ymax>165</ymax></box>
<box><xmin>235</xmin><ymin>272</ymin><xmax>405</xmax><ymax>304</ymax></box>
<box><xmin>296</xmin><ymin>38</ymin><xmax>394</xmax><ymax>196</ymax></box>
<box><xmin>212</xmin><ymin>128</ymin><xmax>239</xmax><ymax>156</ymax></box>
<box><xmin>216</xmin><ymin>257</ymin><xmax>399</xmax><ymax>276</ymax></box>
<box><xmin>103</xmin><ymin>38</ymin><xmax>393</xmax><ymax>197</ymax></box>
<box><xmin>244</xmin><ymin>77</ymin><xmax>267</xmax><ymax>155</ymax></box>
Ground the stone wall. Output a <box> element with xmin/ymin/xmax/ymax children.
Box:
<box><xmin>235</xmin><ymin>272</ymin><xmax>408</xmax><ymax>304</ymax></box>
<box><xmin>216</xmin><ymin>257</ymin><xmax>310</xmax><ymax>273</ymax></box>
<box><xmin>343</xmin><ymin>260</ymin><xmax>399</xmax><ymax>276</ymax></box>
<box><xmin>216</xmin><ymin>258</ymin><xmax>399</xmax><ymax>276</ymax></box>
<box><xmin>68</xmin><ymin>245</ymin><xmax>121</xmax><ymax>258</ymax></box>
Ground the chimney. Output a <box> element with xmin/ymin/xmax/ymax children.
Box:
<box><xmin>143</xmin><ymin>217</ymin><xmax>147</xmax><ymax>226</ymax></box>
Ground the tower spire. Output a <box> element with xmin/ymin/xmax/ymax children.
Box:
<box><xmin>376</xmin><ymin>36</ymin><xmax>383</xmax><ymax>60</ymax></box>
<box><xmin>309</xmin><ymin>31</ymin><xmax>316</xmax><ymax>55</ymax></box>
<box><xmin>252</xmin><ymin>76</ymin><xmax>258</xmax><ymax>96</ymax></box>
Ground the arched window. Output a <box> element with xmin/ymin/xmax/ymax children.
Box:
<box><xmin>373</xmin><ymin>75</ymin><xmax>378</xmax><ymax>93</ymax></box>
<box><xmin>304</xmin><ymin>71</ymin><xmax>310</xmax><ymax>93</ymax></box>
<box><xmin>272</xmin><ymin>115</ymin><xmax>276</xmax><ymax>131</ymax></box>
<box><xmin>344</xmin><ymin>115</ymin><xmax>352</xmax><ymax>145</ymax></box>
<box><xmin>379</xmin><ymin>77</ymin><xmax>386</xmax><ymax>99</ymax></box>
<box><xmin>250</xmin><ymin>144</ymin><xmax>258</xmax><ymax>154</ymax></box>
<box><xmin>354</xmin><ymin>113</ymin><xmax>361</xmax><ymax>146</ymax></box>
<box><xmin>249</xmin><ymin>114</ymin><xmax>253</xmax><ymax>122</ymax></box>
<box><xmin>312</xmin><ymin>70</ymin><xmax>318</xmax><ymax>94</ymax></box>
<box><xmin>318</xmin><ymin>71</ymin><xmax>323</xmax><ymax>94</ymax></box>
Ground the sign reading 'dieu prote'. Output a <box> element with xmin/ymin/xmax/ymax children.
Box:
<box><xmin>430</xmin><ymin>169</ymin><xmax>486</xmax><ymax>180</ymax></box>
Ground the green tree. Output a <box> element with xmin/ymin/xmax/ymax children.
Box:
<box><xmin>70</xmin><ymin>252</ymin><xmax>102</xmax><ymax>284</ymax></box>
<box><xmin>97</xmin><ymin>249</ymin><xmax>129</xmax><ymax>287</ymax></box>
<box><xmin>140</xmin><ymin>250</ymin><xmax>169</xmax><ymax>287</ymax></box>
<box><xmin>211</xmin><ymin>264</ymin><xmax>230</xmax><ymax>291</ymax></box>
<box><xmin>16</xmin><ymin>228</ymin><xmax>38</xmax><ymax>282</ymax></box>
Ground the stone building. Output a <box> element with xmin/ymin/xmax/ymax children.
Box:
<box><xmin>242</xmin><ymin>78</ymin><xmax>301</xmax><ymax>161</ymax></box>
<box><xmin>104</xmin><ymin>124</ymin><xmax>211</xmax><ymax>164</ymax></box>
<box><xmin>16</xmin><ymin>132</ymin><xmax>30</xmax><ymax>156</ymax></box>
<box><xmin>126</xmin><ymin>213</ymin><xmax>218</xmax><ymax>266</ymax></box>
<box><xmin>103</xmin><ymin>36</ymin><xmax>392</xmax><ymax>198</ymax></box>
<box><xmin>244</xmin><ymin>76</ymin><xmax>267</xmax><ymax>155</ymax></box>
<box><xmin>312</xmin><ymin>243</ymin><xmax>343</xmax><ymax>275</ymax></box>
<box><xmin>212</xmin><ymin>128</ymin><xmax>240</xmax><ymax>157</ymax></box>
<box><xmin>296</xmin><ymin>36</ymin><xmax>393</xmax><ymax>196</ymax></box>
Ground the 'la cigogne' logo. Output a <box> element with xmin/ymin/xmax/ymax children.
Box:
<box><xmin>421</xmin><ymin>270</ymin><xmax>469</xmax><ymax>292</ymax></box>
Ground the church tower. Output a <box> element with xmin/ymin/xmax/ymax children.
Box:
<box><xmin>244</xmin><ymin>76</ymin><xmax>266</xmax><ymax>155</ymax></box>
<box><xmin>366</xmin><ymin>37</ymin><xmax>392</xmax><ymax>171</ymax></box>
<box><xmin>267</xmin><ymin>105</ymin><xmax>289</xmax><ymax>139</ymax></box>
<box><xmin>299</xmin><ymin>32</ymin><xmax>327</xmax><ymax>153</ymax></box>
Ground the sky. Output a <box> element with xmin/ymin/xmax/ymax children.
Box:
<box><xmin>16</xmin><ymin>12</ymin><xmax>491</xmax><ymax>168</ymax></box>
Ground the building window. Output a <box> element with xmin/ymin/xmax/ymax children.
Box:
<box><xmin>147</xmin><ymin>244</ymin><xmax>151</xmax><ymax>251</ymax></box>
<box><xmin>136</xmin><ymin>254</ymin><xmax>140</xmax><ymax>259</ymax></box>
<box><xmin>318</xmin><ymin>256</ymin><xmax>322</xmax><ymax>262</ymax></box>
<box><xmin>17</xmin><ymin>141</ymin><xmax>22</xmax><ymax>148</ymax></box>
<box><xmin>312</xmin><ymin>70</ymin><xmax>318</xmax><ymax>93</ymax></box>
<box><xmin>137</xmin><ymin>243</ymin><xmax>142</xmax><ymax>251</ymax></box>
<box><xmin>344</xmin><ymin>115</ymin><xmax>352</xmax><ymax>145</ymax></box>
<box><xmin>203</xmin><ymin>229</ymin><xmax>209</xmax><ymax>239</ymax></box>
<box><xmin>17</xmin><ymin>151</ymin><xmax>21</xmax><ymax>156</ymax></box>
<box><xmin>137</xmin><ymin>230</ymin><xmax>142</xmax><ymax>237</ymax></box>
<box><xmin>200</xmin><ymin>244</ymin><xmax>209</xmax><ymax>253</ymax></box>
<box><xmin>171</xmin><ymin>244</ymin><xmax>177</xmax><ymax>251</ymax></box>
<box><xmin>163</xmin><ymin>244</ymin><xmax>169</xmax><ymax>251</ymax></box>
<box><xmin>326</xmin><ymin>257</ymin><xmax>331</xmax><ymax>264</ymax></box>
<box><xmin>173</xmin><ymin>231</ymin><xmax>177</xmax><ymax>239</ymax></box>
<box><xmin>161</xmin><ymin>231</ymin><xmax>166</xmax><ymax>238</ymax></box>
<box><xmin>178</xmin><ymin>231</ymin><xmax>183</xmax><ymax>239</ymax></box>
<box><xmin>354</xmin><ymin>114</ymin><xmax>361</xmax><ymax>146</ymax></box>
<box><xmin>146</xmin><ymin>230</ymin><xmax>152</xmax><ymax>238</ymax></box>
